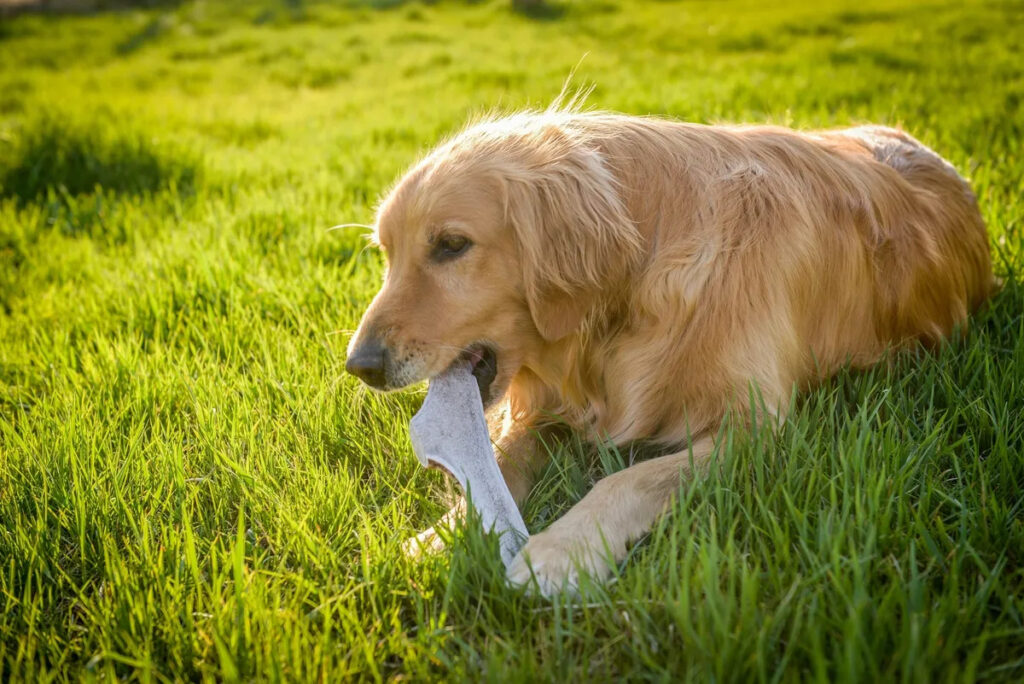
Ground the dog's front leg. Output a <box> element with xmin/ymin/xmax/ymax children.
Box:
<box><xmin>506</xmin><ymin>436</ymin><xmax>715</xmax><ymax>595</ymax></box>
<box><xmin>402</xmin><ymin>409</ymin><xmax>550</xmax><ymax>557</ymax></box>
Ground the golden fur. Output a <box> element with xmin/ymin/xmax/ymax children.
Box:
<box><xmin>347</xmin><ymin>109</ymin><xmax>994</xmax><ymax>595</ymax></box>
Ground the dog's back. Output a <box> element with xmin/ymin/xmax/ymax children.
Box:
<box><xmin>545</xmin><ymin>114</ymin><xmax>995</xmax><ymax>441</ymax></box>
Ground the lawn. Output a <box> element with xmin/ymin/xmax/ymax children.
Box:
<box><xmin>1</xmin><ymin>0</ymin><xmax>1023</xmax><ymax>680</ymax></box>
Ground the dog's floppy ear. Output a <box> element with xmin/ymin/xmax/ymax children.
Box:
<box><xmin>502</xmin><ymin>127</ymin><xmax>642</xmax><ymax>342</ymax></box>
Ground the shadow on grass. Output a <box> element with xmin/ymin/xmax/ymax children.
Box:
<box><xmin>0</xmin><ymin>118</ymin><xmax>201</xmax><ymax>203</ymax></box>
<box><xmin>115</xmin><ymin>13</ymin><xmax>177</xmax><ymax>54</ymax></box>
<box><xmin>0</xmin><ymin>1</ymin><xmax>181</xmax><ymax>20</ymax></box>
<box><xmin>511</xmin><ymin>0</ymin><xmax>566</xmax><ymax>21</ymax></box>
<box><xmin>330</xmin><ymin>0</ymin><xmax>568</xmax><ymax>21</ymax></box>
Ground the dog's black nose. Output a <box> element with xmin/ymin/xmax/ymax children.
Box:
<box><xmin>346</xmin><ymin>340</ymin><xmax>388</xmax><ymax>388</ymax></box>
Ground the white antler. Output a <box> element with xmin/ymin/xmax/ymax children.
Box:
<box><xmin>409</xmin><ymin>363</ymin><xmax>529</xmax><ymax>567</ymax></box>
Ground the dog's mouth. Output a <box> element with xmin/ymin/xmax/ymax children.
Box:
<box><xmin>459</xmin><ymin>343</ymin><xmax>498</xmax><ymax>405</ymax></box>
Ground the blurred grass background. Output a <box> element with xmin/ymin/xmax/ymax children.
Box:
<box><xmin>1</xmin><ymin>0</ymin><xmax>1023</xmax><ymax>680</ymax></box>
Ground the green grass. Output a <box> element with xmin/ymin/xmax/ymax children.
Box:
<box><xmin>1</xmin><ymin>0</ymin><xmax>1023</xmax><ymax>680</ymax></box>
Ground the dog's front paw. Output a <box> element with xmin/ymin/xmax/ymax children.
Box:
<box><xmin>401</xmin><ymin>524</ymin><xmax>447</xmax><ymax>559</ymax></box>
<box><xmin>506</xmin><ymin>525</ymin><xmax>618</xmax><ymax>596</ymax></box>
<box><xmin>402</xmin><ymin>500</ymin><xmax>466</xmax><ymax>559</ymax></box>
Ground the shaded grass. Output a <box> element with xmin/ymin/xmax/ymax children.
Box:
<box><xmin>0</xmin><ymin>0</ymin><xmax>1022</xmax><ymax>680</ymax></box>
<box><xmin>0</xmin><ymin>116</ymin><xmax>201</xmax><ymax>203</ymax></box>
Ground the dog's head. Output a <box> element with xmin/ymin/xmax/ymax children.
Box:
<box><xmin>346</xmin><ymin>114</ymin><xmax>642</xmax><ymax>406</ymax></box>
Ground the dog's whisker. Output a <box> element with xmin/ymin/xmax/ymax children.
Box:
<box><xmin>357</xmin><ymin>243</ymin><xmax>380</xmax><ymax>260</ymax></box>
<box><xmin>327</xmin><ymin>329</ymin><xmax>356</xmax><ymax>337</ymax></box>
<box><xmin>326</xmin><ymin>222</ymin><xmax>375</xmax><ymax>233</ymax></box>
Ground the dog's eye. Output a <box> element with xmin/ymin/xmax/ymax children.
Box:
<box><xmin>432</xmin><ymin>235</ymin><xmax>472</xmax><ymax>261</ymax></box>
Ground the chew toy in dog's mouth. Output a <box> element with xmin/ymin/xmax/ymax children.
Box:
<box><xmin>459</xmin><ymin>343</ymin><xmax>498</xmax><ymax>405</ymax></box>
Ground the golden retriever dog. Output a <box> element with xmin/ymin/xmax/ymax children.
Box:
<box><xmin>345</xmin><ymin>108</ymin><xmax>994</xmax><ymax>595</ymax></box>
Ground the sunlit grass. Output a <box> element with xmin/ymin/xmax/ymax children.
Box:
<box><xmin>1</xmin><ymin>0</ymin><xmax>1022</xmax><ymax>680</ymax></box>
